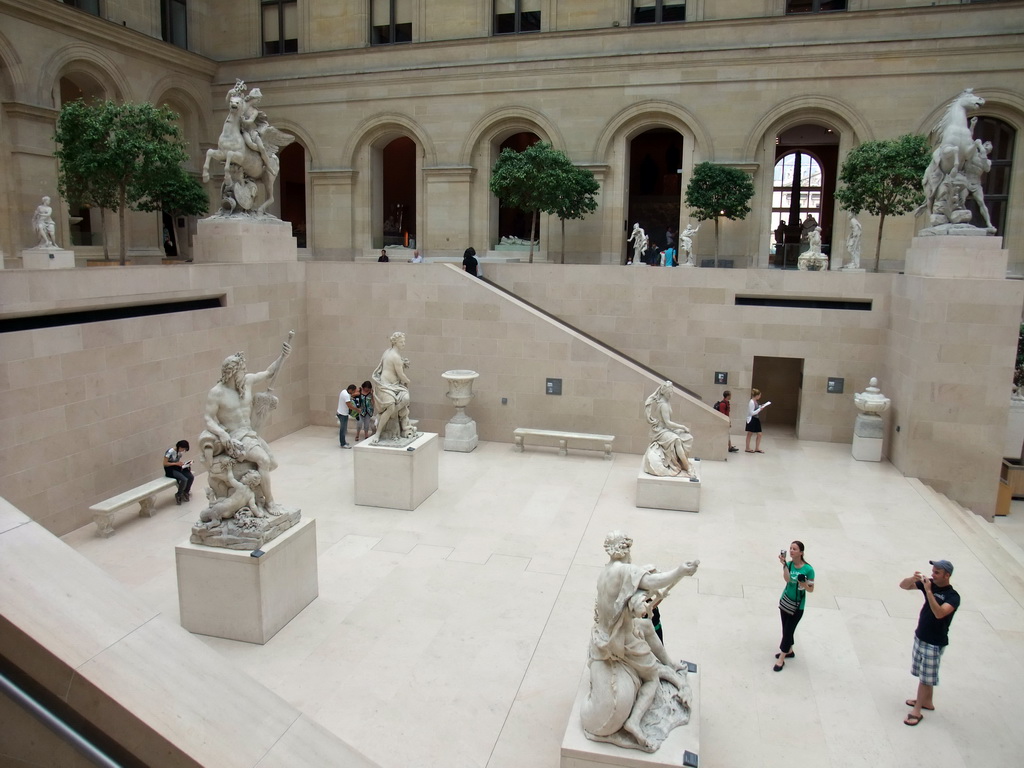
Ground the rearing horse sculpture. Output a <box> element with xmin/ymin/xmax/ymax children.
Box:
<box><xmin>917</xmin><ymin>88</ymin><xmax>986</xmax><ymax>227</ymax></box>
<box><xmin>202</xmin><ymin>81</ymin><xmax>293</xmax><ymax>216</ymax></box>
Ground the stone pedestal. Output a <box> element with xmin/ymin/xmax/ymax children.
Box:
<box><xmin>445</xmin><ymin>419</ymin><xmax>478</xmax><ymax>452</ymax></box>
<box><xmin>442</xmin><ymin>369</ymin><xmax>480</xmax><ymax>452</ymax></box>
<box><xmin>852</xmin><ymin>413</ymin><xmax>884</xmax><ymax>462</ymax></box>
<box><xmin>354</xmin><ymin>432</ymin><xmax>439</xmax><ymax>510</ymax></box>
<box><xmin>192</xmin><ymin>216</ymin><xmax>298</xmax><ymax>263</ymax></box>
<box><xmin>561</xmin><ymin>664</ymin><xmax>701</xmax><ymax>768</ymax></box>
<box><xmin>175</xmin><ymin>517</ymin><xmax>318</xmax><ymax>645</ymax></box>
<box><xmin>21</xmin><ymin>247</ymin><xmax>75</xmax><ymax>268</ymax></box>
<box><xmin>636</xmin><ymin>461</ymin><xmax>701</xmax><ymax>512</ymax></box>
<box><xmin>904</xmin><ymin>234</ymin><xmax>1006</xmax><ymax>278</ymax></box>
<box><xmin>1005</xmin><ymin>399</ymin><xmax>1024</xmax><ymax>459</ymax></box>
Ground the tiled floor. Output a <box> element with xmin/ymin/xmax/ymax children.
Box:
<box><xmin>63</xmin><ymin>427</ymin><xmax>1024</xmax><ymax>768</ymax></box>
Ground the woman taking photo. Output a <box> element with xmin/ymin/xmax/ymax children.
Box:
<box><xmin>774</xmin><ymin>540</ymin><xmax>814</xmax><ymax>671</ymax></box>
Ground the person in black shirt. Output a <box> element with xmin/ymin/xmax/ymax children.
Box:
<box><xmin>462</xmin><ymin>246</ymin><xmax>479</xmax><ymax>277</ymax></box>
<box><xmin>898</xmin><ymin>559</ymin><xmax>960</xmax><ymax>726</ymax></box>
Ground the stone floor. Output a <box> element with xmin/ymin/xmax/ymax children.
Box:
<box><xmin>63</xmin><ymin>427</ymin><xmax>1024</xmax><ymax>768</ymax></box>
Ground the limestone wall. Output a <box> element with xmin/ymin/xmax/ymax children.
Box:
<box><xmin>0</xmin><ymin>263</ymin><xmax>307</xmax><ymax>534</ymax></box>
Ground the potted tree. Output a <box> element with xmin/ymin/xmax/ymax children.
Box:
<box><xmin>684</xmin><ymin>162</ymin><xmax>755</xmax><ymax>268</ymax></box>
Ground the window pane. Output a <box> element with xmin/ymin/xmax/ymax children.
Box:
<box><xmin>372</xmin><ymin>0</ymin><xmax>390</xmax><ymax>21</ymax></box>
<box><xmin>634</xmin><ymin>3</ymin><xmax>657</xmax><ymax>25</ymax></box>
<box><xmin>263</xmin><ymin>5</ymin><xmax>279</xmax><ymax>55</ymax></box>
<box><xmin>170</xmin><ymin>0</ymin><xmax>187</xmax><ymax>48</ymax></box>
<box><xmin>663</xmin><ymin>2</ymin><xmax>686</xmax><ymax>23</ymax></box>
<box><xmin>522</xmin><ymin>0</ymin><xmax>541</xmax><ymax>10</ymax></box>
<box><xmin>786</xmin><ymin>1</ymin><xmax>814</xmax><ymax>13</ymax></box>
<box><xmin>395</xmin><ymin>0</ymin><xmax>412</xmax><ymax>24</ymax></box>
<box><xmin>520</xmin><ymin>10</ymin><xmax>541</xmax><ymax>32</ymax></box>
<box><xmin>818</xmin><ymin>1</ymin><xmax>847</xmax><ymax>10</ymax></box>
<box><xmin>394</xmin><ymin>22</ymin><xmax>412</xmax><ymax>42</ymax></box>
<box><xmin>283</xmin><ymin>2</ymin><xmax>297</xmax><ymax>39</ymax></box>
<box><xmin>495</xmin><ymin>0</ymin><xmax>515</xmax><ymax>13</ymax></box>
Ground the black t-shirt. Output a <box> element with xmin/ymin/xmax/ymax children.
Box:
<box><xmin>915</xmin><ymin>582</ymin><xmax>960</xmax><ymax>646</ymax></box>
<box><xmin>463</xmin><ymin>254</ymin><xmax>478</xmax><ymax>276</ymax></box>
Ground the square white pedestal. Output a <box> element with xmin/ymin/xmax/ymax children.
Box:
<box><xmin>561</xmin><ymin>664</ymin><xmax>701</xmax><ymax>768</ymax></box>
<box><xmin>175</xmin><ymin>517</ymin><xmax>318</xmax><ymax>644</ymax></box>
<box><xmin>852</xmin><ymin>434</ymin><xmax>883</xmax><ymax>462</ymax></box>
<box><xmin>444</xmin><ymin>419</ymin><xmax>478</xmax><ymax>452</ymax></box>
<box><xmin>636</xmin><ymin>461</ymin><xmax>701</xmax><ymax>512</ymax></box>
<box><xmin>354</xmin><ymin>432</ymin><xmax>439</xmax><ymax>510</ymax></box>
<box><xmin>904</xmin><ymin>234</ymin><xmax>1007</xmax><ymax>278</ymax></box>
<box><xmin>22</xmin><ymin>247</ymin><xmax>75</xmax><ymax>268</ymax></box>
<box><xmin>193</xmin><ymin>216</ymin><xmax>297</xmax><ymax>263</ymax></box>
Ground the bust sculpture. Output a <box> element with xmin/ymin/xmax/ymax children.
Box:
<box><xmin>202</xmin><ymin>79</ymin><xmax>295</xmax><ymax>216</ymax></box>
<box><xmin>32</xmin><ymin>196</ymin><xmax>58</xmax><ymax>249</ymax></box>
<box><xmin>581</xmin><ymin>531</ymin><xmax>699</xmax><ymax>752</ymax></box>
<box><xmin>916</xmin><ymin>88</ymin><xmax>996</xmax><ymax>235</ymax></box>
<box><xmin>372</xmin><ymin>331</ymin><xmax>419</xmax><ymax>444</ymax></box>
<box><xmin>192</xmin><ymin>332</ymin><xmax>300</xmax><ymax>548</ymax></box>
<box><xmin>642</xmin><ymin>382</ymin><xmax>695</xmax><ymax>478</ymax></box>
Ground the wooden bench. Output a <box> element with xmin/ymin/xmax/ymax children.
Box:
<box><xmin>513</xmin><ymin>428</ymin><xmax>615</xmax><ymax>459</ymax></box>
<box><xmin>89</xmin><ymin>477</ymin><xmax>178</xmax><ymax>537</ymax></box>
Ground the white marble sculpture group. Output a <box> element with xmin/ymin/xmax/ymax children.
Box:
<box><xmin>642</xmin><ymin>382</ymin><xmax>696</xmax><ymax>478</ymax></box>
<box><xmin>203</xmin><ymin>79</ymin><xmax>295</xmax><ymax>217</ymax></box>
<box><xmin>582</xmin><ymin>531</ymin><xmax>699</xmax><ymax>752</ymax></box>
<box><xmin>372</xmin><ymin>331</ymin><xmax>421</xmax><ymax>445</ymax></box>
<box><xmin>191</xmin><ymin>332</ymin><xmax>301</xmax><ymax>549</ymax></box>
<box><xmin>797</xmin><ymin>225</ymin><xmax>828</xmax><ymax>271</ymax></box>
<box><xmin>917</xmin><ymin>88</ymin><xmax>997</xmax><ymax>236</ymax></box>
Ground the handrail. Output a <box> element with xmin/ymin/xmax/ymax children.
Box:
<box><xmin>0</xmin><ymin>668</ymin><xmax>124</xmax><ymax>768</ymax></box>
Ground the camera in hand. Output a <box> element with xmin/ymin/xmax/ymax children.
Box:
<box><xmin>797</xmin><ymin>574</ymin><xmax>807</xmax><ymax>583</ymax></box>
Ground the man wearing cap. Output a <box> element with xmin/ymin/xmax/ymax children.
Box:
<box><xmin>899</xmin><ymin>559</ymin><xmax>960</xmax><ymax>726</ymax></box>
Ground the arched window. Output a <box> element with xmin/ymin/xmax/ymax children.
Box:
<box><xmin>770</xmin><ymin>151</ymin><xmax>822</xmax><ymax>266</ymax></box>
<box><xmin>967</xmin><ymin>116</ymin><xmax>1015</xmax><ymax>235</ymax></box>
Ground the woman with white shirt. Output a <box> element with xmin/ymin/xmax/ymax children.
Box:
<box><xmin>745</xmin><ymin>388</ymin><xmax>771</xmax><ymax>453</ymax></box>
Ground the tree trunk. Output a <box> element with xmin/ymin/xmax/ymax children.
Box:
<box><xmin>713</xmin><ymin>217</ymin><xmax>720</xmax><ymax>268</ymax></box>
<box><xmin>528</xmin><ymin>209</ymin><xmax>537</xmax><ymax>264</ymax></box>
<box><xmin>873</xmin><ymin>212</ymin><xmax>886</xmax><ymax>272</ymax></box>
<box><xmin>118</xmin><ymin>186</ymin><xmax>127</xmax><ymax>265</ymax></box>
<box><xmin>560</xmin><ymin>217</ymin><xmax>565</xmax><ymax>264</ymax></box>
<box><xmin>100</xmin><ymin>207</ymin><xmax>110</xmax><ymax>261</ymax></box>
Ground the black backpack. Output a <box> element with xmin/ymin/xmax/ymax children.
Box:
<box><xmin>713</xmin><ymin>400</ymin><xmax>723</xmax><ymax>412</ymax></box>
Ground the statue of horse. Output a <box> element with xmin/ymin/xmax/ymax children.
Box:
<box><xmin>202</xmin><ymin>83</ymin><xmax>293</xmax><ymax>215</ymax></box>
<box><xmin>917</xmin><ymin>88</ymin><xmax>985</xmax><ymax>224</ymax></box>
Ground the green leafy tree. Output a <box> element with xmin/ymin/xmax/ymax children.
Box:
<box><xmin>833</xmin><ymin>134</ymin><xmax>930</xmax><ymax>272</ymax></box>
<box><xmin>684</xmin><ymin>162</ymin><xmax>755</xmax><ymax>267</ymax></box>
<box><xmin>54</xmin><ymin>99</ymin><xmax>208</xmax><ymax>264</ymax></box>
<box><xmin>489</xmin><ymin>141</ymin><xmax>597</xmax><ymax>263</ymax></box>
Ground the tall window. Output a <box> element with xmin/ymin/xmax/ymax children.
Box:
<box><xmin>372</xmin><ymin>0</ymin><xmax>412</xmax><ymax>45</ymax></box>
<box><xmin>633</xmin><ymin>2</ymin><xmax>686</xmax><ymax>25</ymax></box>
<box><xmin>161</xmin><ymin>0</ymin><xmax>187</xmax><ymax>49</ymax></box>
<box><xmin>494</xmin><ymin>0</ymin><xmax>540</xmax><ymax>35</ymax></box>
<box><xmin>63</xmin><ymin>0</ymin><xmax>100</xmax><ymax>15</ymax></box>
<box><xmin>771</xmin><ymin>152</ymin><xmax>823</xmax><ymax>266</ymax></box>
<box><xmin>967</xmin><ymin>116</ymin><xmax>1015</xmax><ymax>236</ymax></box>
<box><xmin>262</xmin><ymin>0</ymin><xmax>297</xmax><ymax>55</ymax></box>
<box><xmin>786</xmin><ymin>1</ymin><xmax>846</xmax><ymax>13</ymax></box>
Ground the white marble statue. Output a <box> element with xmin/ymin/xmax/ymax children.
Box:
<box><xmin>797</xmin><ymin>226</ymin><xmax>827</xmax><ymax>271</ymax></box>
<box><xmin>916</xmin><ymin>88</ymin><xmax>996</xmax><ymax>235</ymax></box>
<box><xmin>679</xmin><ymin>223</ymin><xmax>699</xmax><ymax>266</ymax></box>
<box><xmin>499</xmin><ymin>235</ymin><xmax>538</xmax><ymax>247</ymax></box>
<box><xmin>642</xmin><ymin>381</ymin><xmax>695</xmax><ymax>478</ymax></box>
<box><xmin>372</xmin><ymin>331</ymin><xmax>420</xmax><ymax>444</ymax></box>
<box><xmin>192</xmin><ymin>332</ymin><xmax>299</xmax><ymax>549</ymax></box>
<box><xmin>581</xmin><ymin>531</ymin><xmax>699</xmax><ymax>753</ymax></box>
<box><xmin>844</xmin><ymin>214</ymin><xmax>862</xmax><ymax>270</ymax></box>
<box><xmin>628</xmin><ymin>223</ymin><xmax>648</xmax><ymax>265</ymax></box>
<box><xmin>202</xmin><ymin>79</ymin><xmax>295</xmax><ymax>216</ymax></box>
<box><xmin>32</xmin><ymin>196</ymin><xmax>58</xmax><ymax>249</ymax></box>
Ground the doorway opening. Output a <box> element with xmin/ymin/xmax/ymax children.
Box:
<box><xmin>381</xmin><ymin>136</ymin><xmax>416</xmax><ymax>247</ymax></box>
<box><xmin>496</xmin><ymin>131</ymin><xmax>540</xmax><ymax>243</ymax></box>
<box><xmin>279</xmin><ymin>142</ymin><xmax>307</xmax><ymax>247</ymax></box>
<box><xmin>627</xmin><ymin>128</ymin><xmax>683</xmax><ymax>263</ymax></box>
<box><xmin>751</xmin><ymin>356</ymin><xmax>804</xmax><ymax>435</ymax></box>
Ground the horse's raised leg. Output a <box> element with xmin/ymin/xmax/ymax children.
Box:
<box><xmin>202</xmin><ymin>149</ymin><xmax>220</xmax><ymax>183</ymax></box>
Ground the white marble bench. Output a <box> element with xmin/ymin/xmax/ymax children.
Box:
<box><xmin>89</xmin><ymin>477</ymin><xmax>178</xmax><ymax>537</ymax></box>
<box><xmin>513</xmin><ymin>428</ymin><xmax>615</xmax><ymax>459</ymax></box>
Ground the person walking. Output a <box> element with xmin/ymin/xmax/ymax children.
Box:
<box><xmin>899</xmin><ymin>560</ymin><xmax>959</xmax><ymax>726</ymax></box>
<box><xmin>714</xmin><ymin>390</ymin><xmax>739</xmax><ymax>453</ymax></box>
<box><xmin>163</xmin><ymin>440</ymin><xmax>194</xmax><ymax>504</ymax></box>
<box><xmin>745</xmin><ymin>388</ymin><xmax>771</xmax><ymax>453</ymax></box>
<box><xmin>462</xmin><ymin>246</ymin><xmax>479</xmax><ymax>277</ymax></box>
<box><xmin>774</xmin><ymin>540</ymin><xmax>814</xmax><ymax>671</ymax></box>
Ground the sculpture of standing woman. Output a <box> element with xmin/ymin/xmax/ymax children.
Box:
<box><xmin>32</xmin><ymin>196</ymin><xmax>58</xmax><ymax>249</ymax></box>
<box><xmin>372</xmin><ymin>331</ymin><xmax>418</xmax><ymax>443</ymax></box>
<box><xmin>628</xmin><ymin>223</ymin><xmax>648</xmax><ymax>265</ymax></box>
<box><xmin>845</xmin><ymin>214</ymin><xmax>862</xmax><ymax>270</ymax></box>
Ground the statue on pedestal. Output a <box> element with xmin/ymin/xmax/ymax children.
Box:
<box><xmin>202</xmin><ymin>79</ymin><xmax>295</xmax><ymax>217</ymax></box>
<box><xmin>581</xmin><ymin>531</ymin><xmax>699</xmax><ymax>752</ymax></box>
<box><xmin>797</xmin><ymin>226</ymin><xmax>828</xmax><ymax>271</ymax></box>
<box><xmin>628</xmin><ymin>223</ymin><xmax>648</xmax><ymax>265</ymax></box>
<box><xmin>916</xmin><ymin>88</ymin><xmax>997</xmax><ymax>235</ymax></box>
<box><xmin>843</xmin><ymin>214</ymin><xmax>863</xmax><ymax>270</ymax></box>
<box><xmin>679</xmin><ymin>223</ymin><xmax>699</xmax><ymax>267</ymax></box>
<box><xmin>32</xmin><ymin>196</ymin><xmax>58</xmax><ymax>249</ymax></box>
<box><xmin>372</xmin><ymin>331</ymin><xmax>420</xmax><ymax>445</ymax></box>
<box><xmin>192</xmin><ymin>332</ymin><xmax>300</xmax><ymax>549</ymax></box>
<box><xmin>642</xmin><ymin>382</ymin><xmax>696</xmax><ymax>478</ymax></box>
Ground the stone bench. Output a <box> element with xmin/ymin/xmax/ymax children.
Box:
<box><xmin>513</xmin><ymin>428</ymin><xmax>614</xmax><ymax>459</ymax></box>
<box><xmin>89</xmin><ymin>477</ymin><xmax>178</xmax><ymax>537</ymax></box>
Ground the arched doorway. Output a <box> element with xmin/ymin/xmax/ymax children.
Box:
<box><xmin>627</xmin><ymin>128</ymin><xmax>683</xmax><ymax>263</ymax></box>
<box><xmin>279</xmin><ymin>142</ymin><xmax>307</xmax><ymax>247</ymax></box>
<box><xmin>59</xmin><ymin>73</ymin><xmax>108</xmax><ymax>251</ymax></box>
<box><xmin>769</xmin><ymin>124</ymin><xmax>838</xmax><ymax>268</ymax></box>
<box><xmin>967</xmin><ymin>116</ymin><xmax>1015</xmax><ymax>236</ymax></box>
<box><xmin>496</xmin><ymin>131</ymin><xmax>540</xmax><ymax>243</ymax></box>
<box><xmin>381</xmin><ymin>136</ymin><xmax>415</xmax><ymax>248</ymax></box>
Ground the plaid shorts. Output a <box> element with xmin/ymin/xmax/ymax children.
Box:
<box><xmin>910</xmin><ymin>636</ymin><xmax>945</xmax><ymax>686</ymax></box>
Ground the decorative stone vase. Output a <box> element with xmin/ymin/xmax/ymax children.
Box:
<box><xmin>442</xmin><ymin>370</ymin><xmax>479</xmax><ymax>452</ymax></box>
<box><xmin>852</xmin><ymin>377</ymin><xmax>890</xmax><ymax>462</ymax></box>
